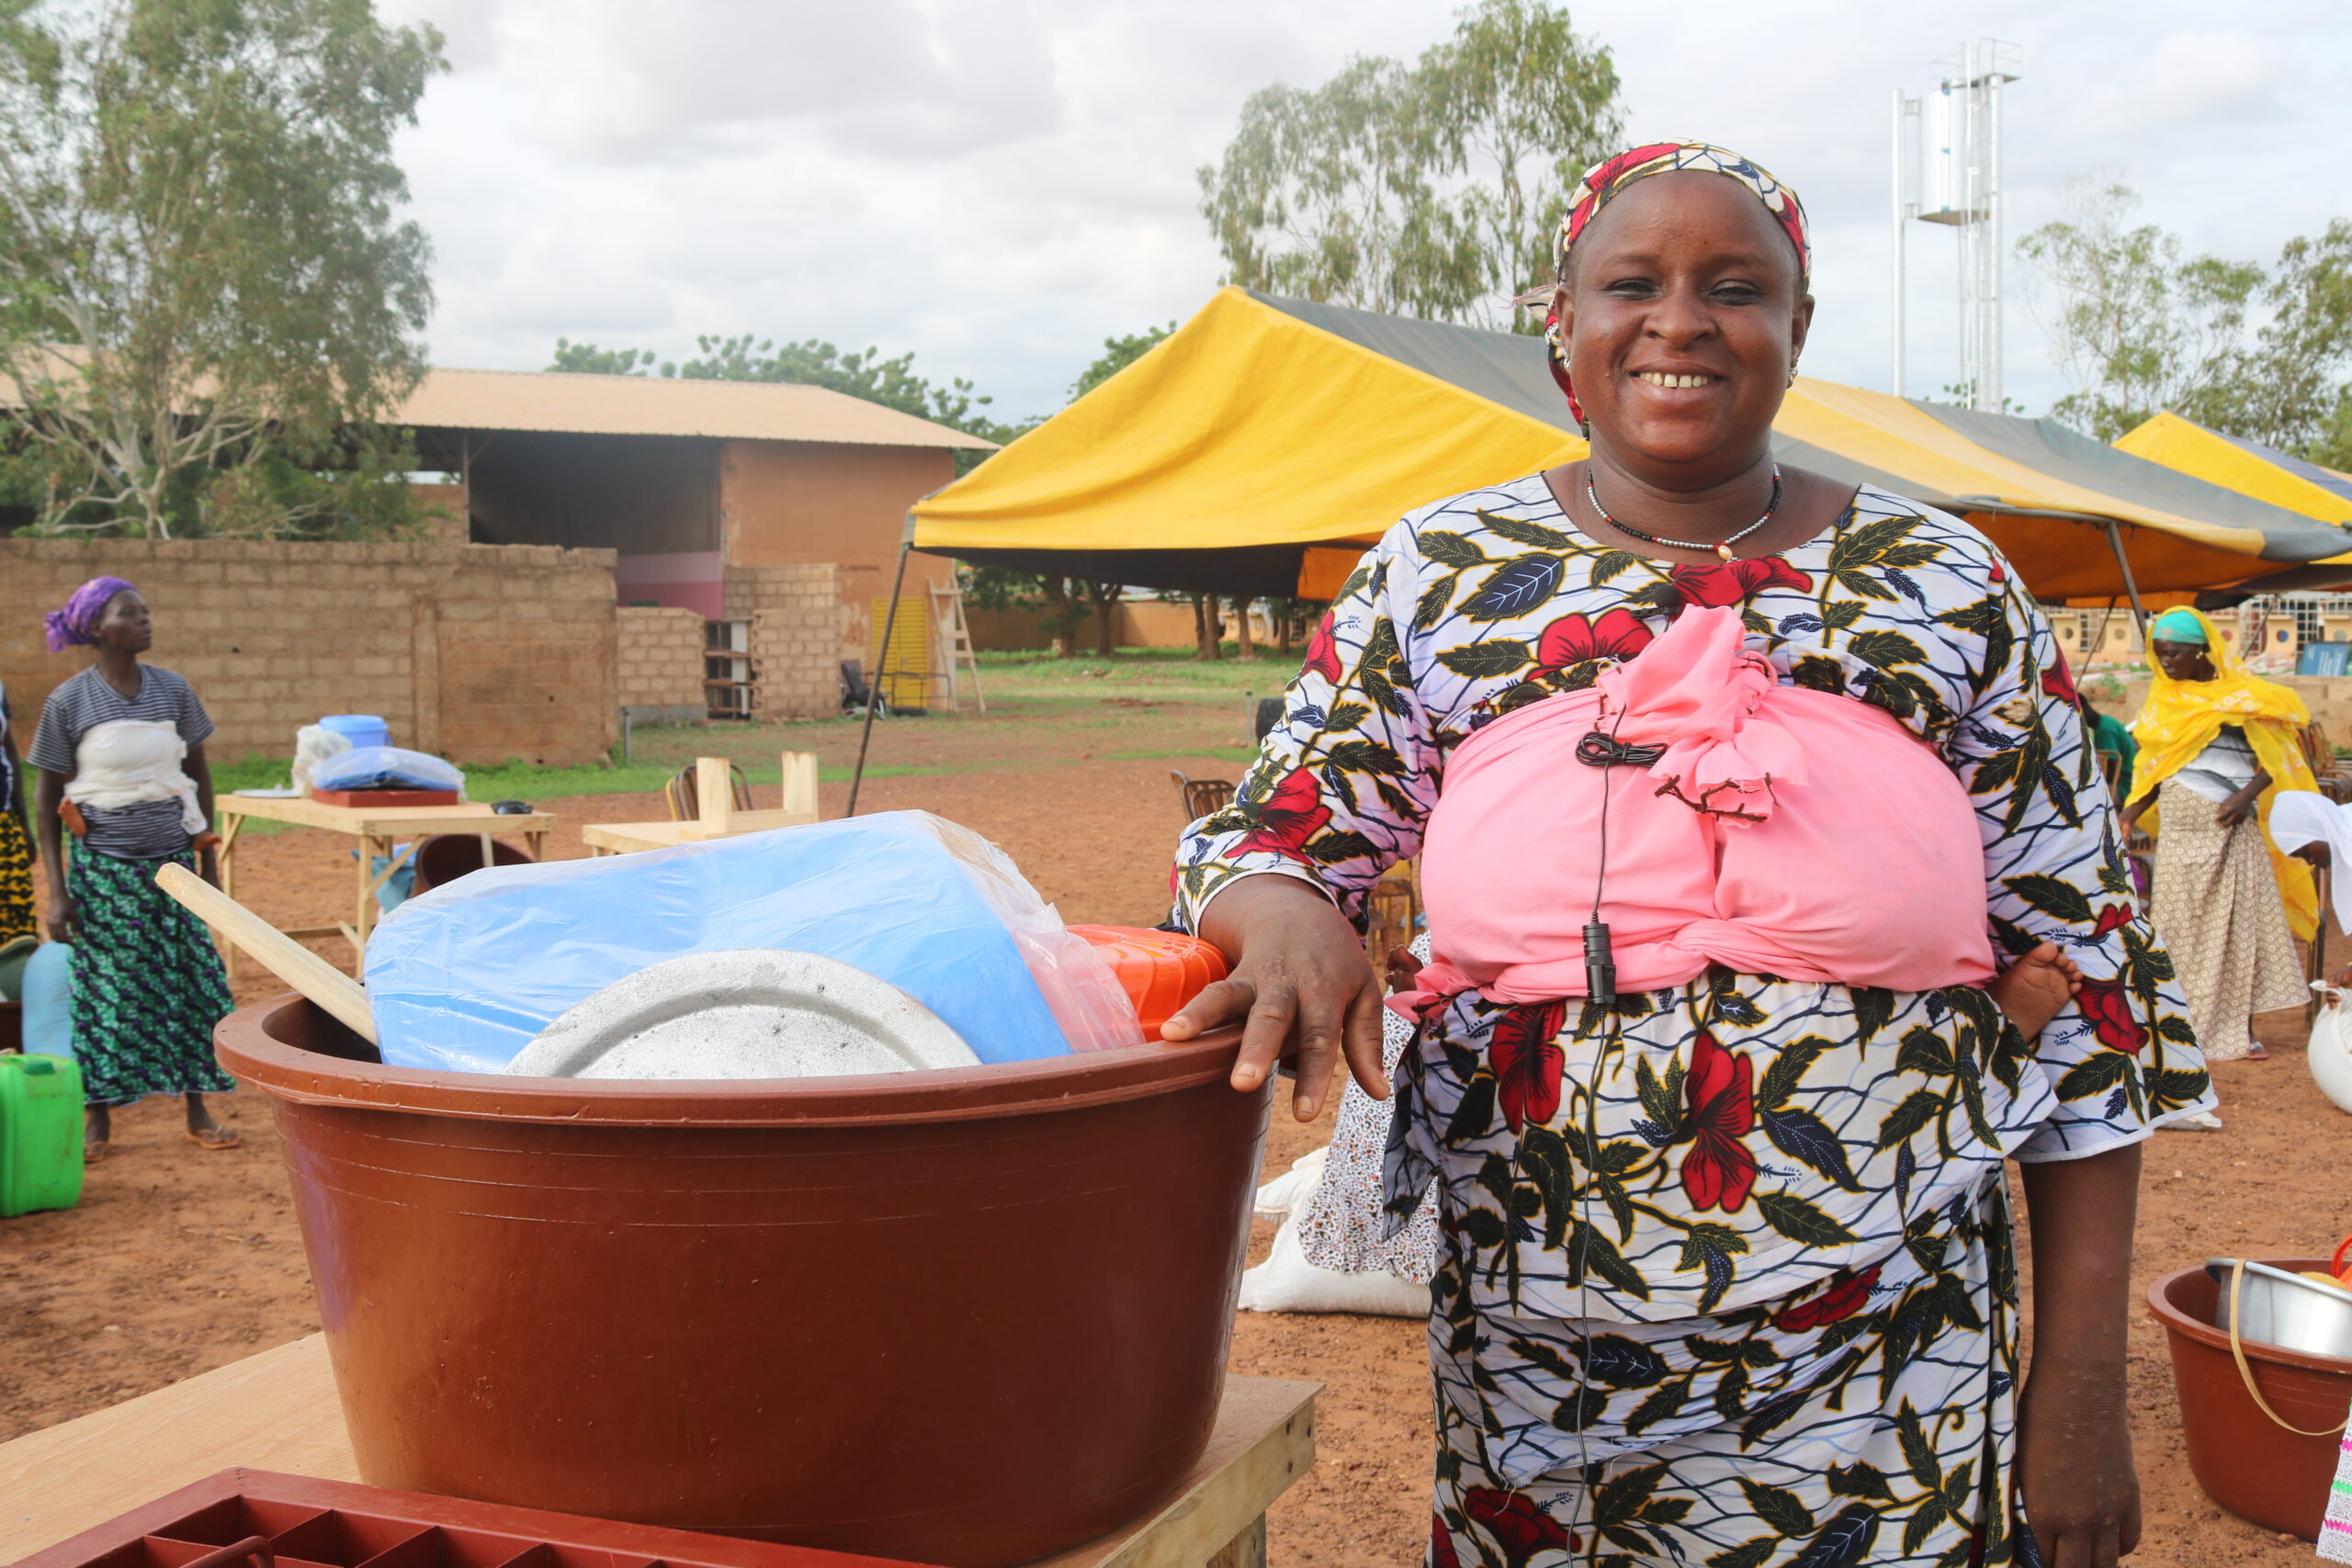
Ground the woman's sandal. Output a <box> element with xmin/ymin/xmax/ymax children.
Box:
<box><xmin>186</xmin><ymin>1126</ymin><xmax>241</xmax><ymax>1151</ymax></box>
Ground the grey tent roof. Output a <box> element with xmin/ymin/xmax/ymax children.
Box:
<box><xmin>1256</xmin><ymin>290</ymin><xmax>2352</xmax><ymax>569</ymax></box>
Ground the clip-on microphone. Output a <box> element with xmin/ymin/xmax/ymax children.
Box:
<box><xmin>1582</xmin><ymin>919</ymin><xmax>1616</xmax><ymax>1008</ymax></box>
<box><xmin>1576</xmin><ymin>728</ymin><xmax>1657</xmax><ymax>1009</ymax></box>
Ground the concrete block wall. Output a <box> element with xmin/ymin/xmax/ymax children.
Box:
<box><xmin>725</xmin><ymin>563</ymin><xmax>853</xmax><ymax>719</ymax></box>
<box><xmin>616</xmin><ymin>605</ymin><xmax>707</xmax><ymax>711</ymax></box>
<box><xmin>0</xmin><ymin>537</ymin><xmax>617</xmax><ymax>766</ymax></box>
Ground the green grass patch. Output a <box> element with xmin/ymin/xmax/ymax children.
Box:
<box><xmin>213</xmin><ymin>734</ymin><xmax>1261</xmax><ymax>810</ymax></box>
<box><xmin>978</xmin><ymin>646</ymin><xmax>1303</xmax><ymax>699</ymax></box>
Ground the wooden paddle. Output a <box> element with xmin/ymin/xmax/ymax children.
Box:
<box><xmin>155</xmin><ymin>861</ymin><xmax>379</xmax><ymax>1045</ymax></box>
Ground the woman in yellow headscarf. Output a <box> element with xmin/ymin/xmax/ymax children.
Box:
<box><xmin>2120</xmin><ymin>606</ymin><xmax>2316</xmax><ymax>1061</ymax></box>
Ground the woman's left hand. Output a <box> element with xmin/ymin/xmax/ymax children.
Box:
<box><xmin>2017</xmin><ymin>1364</ymin><xmax>2140</xmax><ymax>1567</ymax></box>
<box><xmin>2216</xmin><ymin>791</ymin><xmax>2257</xmax><ymax>828</ymax></box>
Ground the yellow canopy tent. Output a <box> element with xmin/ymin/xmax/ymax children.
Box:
<box><xmin>908</xmin><ymin>288</ymin><xmax>2352</xmax><ymax>606</ymax></box>
<box><xmin>2116</xmin><ymin>412</ymin><xmax>2352</xmax><ymax>524</ymax></box>
<box><xmin>911</xmin><ymin>287</ymin><xmax>1586</xmax><ymax>597</ymax></box>
<box><xmin>2113</xmin><ymin>412</ymin><xmax>2352</xmax><ymax>594</ymax></box>
<box><xmin>855</xmin><ymin>294</ymin><xmax>2352</xmax><ymax>806</ymax></box>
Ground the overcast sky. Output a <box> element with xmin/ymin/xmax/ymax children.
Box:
<box><xmin>379</xmin><ymin>0</ymin><xmax>2352</xmax><ymax>428</ymax></box>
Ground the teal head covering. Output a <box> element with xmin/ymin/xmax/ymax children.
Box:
<box><xmin>2150</xmin><ymin>607</ymin><xmax>2208</xmax><ymax>645</ymax></box>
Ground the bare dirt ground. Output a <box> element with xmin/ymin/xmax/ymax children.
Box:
<box><xmin>3</xmin><ymin>691</ymin><xmax>2348</xmax><ymax>1566</ymax></box>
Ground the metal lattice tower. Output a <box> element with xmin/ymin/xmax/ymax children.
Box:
<box><xmin>1891</xmin><ymin>39</ymin><xmax>2021</xmax><ymax>412</ymax></box>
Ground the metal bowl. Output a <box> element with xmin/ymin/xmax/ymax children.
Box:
<box><xmin>2206</xmin><ymin>1258</ymin><xmax>2352</xmax><ymax>1359</ymax></box>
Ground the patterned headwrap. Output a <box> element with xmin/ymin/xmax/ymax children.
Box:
<box><xmin>1535</xmin><ymin>141</ymin><xmax>1812</xmax><ymax>426</ymax></box>
<box><xmin>44</xmin><ymin>575</ymin><xmax>137</xmax><ymax>653</ymax></box>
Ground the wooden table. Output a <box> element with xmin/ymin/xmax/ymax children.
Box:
<box><xmin>214</xmin><ymin>796</ymin><xmax>556</xmax><ymax>965</ymax></box>
<box><xmin>581</xmin><ymin>816</ymin><xmax>822</xmax><ymax>855</ymax></box>
<box><xmin>0</xmin><ymin>1336</ymin><xmax>1316</xmax><ymax>1568</ymax></box>
<box><xmin>585</xmin><ymin>753</ymin><xmax>820</xmax><ymax>857</ymax></box>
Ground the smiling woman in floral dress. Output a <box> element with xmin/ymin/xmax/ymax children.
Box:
<box><xmin>1160</xmin><ymin>144</ymin><xmax>2211</xmax><ymax>1568</ymax></box>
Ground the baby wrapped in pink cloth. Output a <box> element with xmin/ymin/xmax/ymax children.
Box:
<box><xmin>1408</xmin><ymin>604</ymin><xmax>1994</xmax><ymax>1008</ymax></box>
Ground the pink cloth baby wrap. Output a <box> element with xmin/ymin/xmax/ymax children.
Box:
<box><xmin>1409</xmin><ymin>604</ymin><xmax>1995</xmax><ymax>1007</ymax></box>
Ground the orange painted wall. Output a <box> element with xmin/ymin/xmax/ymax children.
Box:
<box><xmin>718</xmin><ymin>440</ymin><xmax>956</xmax><ymax>609</ymax></box>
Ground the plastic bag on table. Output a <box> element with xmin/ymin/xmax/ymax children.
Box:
<box><xmin>363</xmin><ymin>809</ymin><xmax>1145</xmax><ymax>1074</ymax></box>
<box><xmin>312</xmin><ymin>746</ymin><xmax>466</xmax><ymax>796</ymax></box>
<box><xmin>290</xmin><ymin>724</ymin><xmax>352</xmax><ymax>794</ymax></box>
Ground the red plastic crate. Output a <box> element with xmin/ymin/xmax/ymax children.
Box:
<box><xmin>12</xmin><ymin>1471</ymin><xmax>938</xmax><ymax>1568</ymax></box>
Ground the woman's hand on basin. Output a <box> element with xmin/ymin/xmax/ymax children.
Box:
<box><xmin>1159</xmin><ymin>874</ymin><xmax>1387</xmax><ymax>1122</ymax></box>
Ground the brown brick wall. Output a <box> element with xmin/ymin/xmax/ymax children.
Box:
<box><xmin>616</xmin><ymin>605</ymin><xmax>707</xmax><ymax>710</ymax></box>
<box><xmin>724</xmin><ymin>563</ymin><xmax>853</xmax><ymax>719</ymax></box>
<box><xmin>0</xmin><ymin>538</ymin><xmax>617</xmax><ymax>767</ymax></box>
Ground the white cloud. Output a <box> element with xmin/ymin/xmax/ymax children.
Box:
<box><xmin>380</xmin><ymin>0</ymin><xmax>2352</xmax><ymax>422</ymax></box>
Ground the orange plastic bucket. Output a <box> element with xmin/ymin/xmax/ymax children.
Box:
<box><xmin>1069</xmin><ymin>926</ymin><xmax>1228</xmax><ymax>1040</ymax></box>
<box><xmin>2146</xmin><ymin>1258</ymin><xmax>2352</xmax><ymax>1539</ymax></box>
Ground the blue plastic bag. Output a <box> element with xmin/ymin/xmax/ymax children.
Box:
<box><xmin>363</xmin><ymin>811</ymin><xmax>1140</xmax><ymax>1074</ymax></box>
<box><xmin>313</xmin><ymin>746</ymin><xmax>465</xmax><ymax>795</ymax></box>
<box><xmin>20</xmin><ymin>941</ymin><xmax>73</xmax><ymax>1058</ymax></box>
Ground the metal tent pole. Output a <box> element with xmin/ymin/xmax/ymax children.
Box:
<box><xmin>1891</xmin><ymin>88</ymin><xmax>1910</xmax><ymax>399</ymax></box>
<box><xmin>847</xmin><ymin>514</ymin><xmax>916</xmax><ymax>818</ymax></box>
<box><xmin>2099</xmin><ymin>518</ymin><xmax>2149</xmax><ymax>636</ymax></box>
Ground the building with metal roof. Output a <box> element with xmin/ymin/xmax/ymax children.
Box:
<box><xmin>401</xmin><ymin>367</ymin><xmax>993</xmax><ymax>621</ymax></box>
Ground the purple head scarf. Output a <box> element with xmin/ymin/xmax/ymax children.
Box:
<box><xmin>45</xmin><ymin>575</ymin><xmax>137</xmax><ymax>653</ymax></box>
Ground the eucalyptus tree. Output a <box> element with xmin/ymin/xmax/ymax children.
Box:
<box><xmin>0</xmin><ymin>0</ymin><xmax>445</xmax><ymax>537</ymax></box>
<box><xmin>1198</xmin><ymin>0</ymin><xmax>1622</xmax><ymax>329</ymax></box>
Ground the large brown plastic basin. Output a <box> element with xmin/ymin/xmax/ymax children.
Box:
<box><xmin>217</xmin><ymin>996</ymin><xmax>1270</xmax><ymax>1568</ymax></box>
<box><xmin>2146</xmin><ymin>1259</ymin><xmax>2352</xmax><ymax>1540</ymax></box>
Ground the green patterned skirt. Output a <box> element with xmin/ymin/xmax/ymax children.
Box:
<box><xmin>68</xmin><ymin>848</ymin><xmax>236</xmax><ymax>1107</ymax></box>
<box><xmin>0</xmin><ymin>813</ymin><xmax>33</xmax><ymax>944</ymax></box>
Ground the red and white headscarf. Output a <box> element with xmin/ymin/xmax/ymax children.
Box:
<box><xmin>1538</xmin><ymin>141</ymin><xmax>1811</xmax><ymax>425</ymax></box>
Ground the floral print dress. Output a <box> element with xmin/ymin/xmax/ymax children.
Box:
<box><xmin>1172</xmin><ymin>476</ymin><xmax>2214</xmax><ymax>1568</ymax></box>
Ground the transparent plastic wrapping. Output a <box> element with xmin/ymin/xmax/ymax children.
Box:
<box><xmin>311</xmin><ymin>746</ymin><xmax>466</xmax><ymax>796</ymax></box>
<box><xmin>289</xmin><ymin>724</ymin><xmax>351</xmax><ymax>794</ymax></box>
<box><xmin>922</xmin><ymin>817</ymin><xmax>1146</xmax><ymax>1054</ymax></box>
<box><xmin>363</xmin><ymin>810</ymin><xmax>1143</xmax><ymax>1074</ymax></box>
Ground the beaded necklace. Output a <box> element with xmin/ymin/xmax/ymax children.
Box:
<box><xmin>1585</xmin><ymin>463</ymin><xmax>1782</xmax><ymax>561</ymax></box>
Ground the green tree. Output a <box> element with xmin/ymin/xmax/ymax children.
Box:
<box><xmin>1070</xmin><ymin>323</ymin><xmax>1175</xmax><ymax>399</ymax></box>
<box><xmin>1197</xmin><ymin>54</ymin><xmax>1472</xmax><ymax>318</ymax></box>
<box><xmin>2020</xmin><ymin>181</ymin><xmax>2352</xmax><ymax>460</ymax></box>
<box><xmin>548</xmin><ymin>339</ymin><xmax>660</xmax><ymax>376</ymax></box>
<box><xmin>552</xmin><ymin>332</ymin><xmax>1011</xmax><ymax>432</ymax></box>
<box><xmin>0</xmin><ymin>0</ymin><xmax>447</xmax><ymax>537</ymax></box>
<box><xmin>1197</xmin><ymin>0</ymin><xmax>1620</xmax><ymax>328</ymax></box>
<box><xmin>2192</xmin><ymin>220</ymin><xmax>2352</xmax><ymax>464</ymax></box>
<box><xmin>2017</xmin><ymin>179</ymin><xmax>2266</xmax><ymax>442</ymax></box>
<box><xmin>548</xmin><ymin>331</ymin><xmax>1035</xmax><ymax>475</ymax></box>
<box><xmin>1419</xmin><ymin>0</ymin><xmax>1623</xmax><ymax>326</ymax></box>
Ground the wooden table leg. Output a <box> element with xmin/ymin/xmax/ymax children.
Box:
<box><xmin>527</xmin><ymin>829</ymin><xmax>548</xmax><ymax>863</ymax></box>
<box><xmin>216</xmin><ymin>816</ymin><xmax>245</xmax><ymax>981</ymax></box>
<box><xmin>1206</xmin><ymin>1517</ymin><xmax>1267</xmax><ymax>1568</ymax></box>
<box><xmin>353</xmin><ymin>833</ymin><xmax>378</xmax><ymax>958</ymax></box>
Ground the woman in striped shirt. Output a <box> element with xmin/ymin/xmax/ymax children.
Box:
<box><xmin>31</xmin><ymin>577</ymin><xmax>238</xmax><ymax>1160</ymax></box>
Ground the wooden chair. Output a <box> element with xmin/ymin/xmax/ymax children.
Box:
<box><xmin>1365</xmin><ymin>861</ymin><xmax>1420</xmax><ymax>967</ymax></box>
<box><xmin>663</xmin><ymin>761</ymin><xmax>753</xmax><ymax>823</ymax></box>
<box><xmin>1169</xmin><ymin>769</ymin><xmax>1236</xmax><ymax>820</ymax></box>
<box><xmin>2300</xmin><ymin>721</ymin><xmax>2334</xmax><ymax>782</ymax></box>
